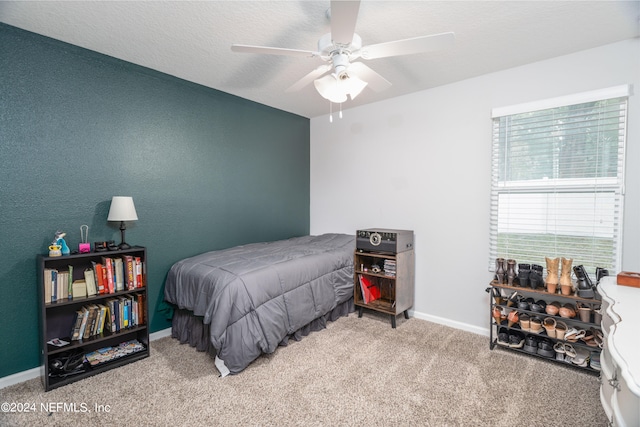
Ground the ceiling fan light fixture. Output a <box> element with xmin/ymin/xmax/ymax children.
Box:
<box><xmin>314</xmin><ymin>74</ymin><xmax>348</xmax><ymax>103</ymax></box>
<box><xmin>343</xmin><ymin>75</ymin><xmax>367</xmax><ymax>100</ymax></box>
<box><xmin>314</xmin><ymin>71</ymin><xmax>367</xmax><ymax>103</ymax></box>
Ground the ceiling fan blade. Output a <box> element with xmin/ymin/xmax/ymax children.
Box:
<box><xmin>285</xmin><ymin>65</ymin><xmax>332</xmax><ymax>92</ymax></box>
<box><xmin>330</xmin><ymin>0</ymin><xmax>361</xmax><ymax>45</ymax></box>
<box><xmin>348</xmin><ymin>62</ymin><xmax>391</xmax><ymax>92</ymax></box>
<box><xmin>231</xmin><ymin>44</ymin><xmax>318</xmax><ymax>58</ymax></box>
<box><xmin>360</xmin><ymin>32</ymin><xmax>455</xmax><ymax>60</ymax></box>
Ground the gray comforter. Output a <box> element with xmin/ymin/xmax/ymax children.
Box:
<box><xmin>164</xmin><ymin>233</ymin><xmax>355</xmax><ymax>373</ymax></box>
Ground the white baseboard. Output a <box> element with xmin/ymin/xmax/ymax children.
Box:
<box><xmin>411</xmin><ymin>310</ymin><xmax>490</xmax><ymax>337</ymax></box>
<box><xmin>0</xmin><ymin>367</ymin><xmax>42</xmax><ymax>391</ymax></box>
<box><xmin>0</xmin><ymin>327</ymin><xmax>173</xmax><ymax>390</ymax></box>
<box><xmin>150</xmin><ymin>327</ymin><xmax>172</xmax><ymax>341</ymax></box>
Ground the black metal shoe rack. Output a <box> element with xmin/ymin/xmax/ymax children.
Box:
<box><xmin>487</xmin><ymin>281</ymin><xmax>602</xmax><ymax>374</ymax></box>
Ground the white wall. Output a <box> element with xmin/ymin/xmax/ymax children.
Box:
<box><xmin>310</xmin><ymin>39</ymin><xmax>640</xmax><ymax>333</ymax></box>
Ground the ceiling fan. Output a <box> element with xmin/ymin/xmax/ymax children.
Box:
<box><xmin>231</xmin><ymin>0</ymin><xmax>455</xmax><ymax>104</ymax></box>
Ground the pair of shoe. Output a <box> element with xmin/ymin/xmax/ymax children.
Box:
<box><xmin>554</xmin><ymin>342</ymin><xmax>593</xmax><ymax>367</ymax></box>
<box><xmin>492</xmin><ymin>306</ymin><xmax>507</xmax><ymax>325</ymax></box>
<box><xmin>578</xmin><ymin>327</ymin><xmax>603</xmax><ymax>348</ymax></box>
<box><xmin>489</xmin><ymin>287</ymin><xmax>504</xmax><ymax>305</ymax></box>
<box><xmin>516</xmin><ymin>264</ymin><xmax>544</xmax><ymax>289</ymax></box>
<box><xmin>524</xmin><ymin>335</ymin><xmax>553</xmax><ymax>357</ymax></box>
<box><xmin>541</xmin><ymin>318</ymin><xmax>568</xmax><ymax>339</ymax></box>
<box><xmin>558</xmin><ymin>303</ymin><xmax>576</xmax><ymax>319</ymax></box>
<box><xmin>506</xmin><ymin>291</ymin><xmax>522</xmax><ymax>307</ymax></box>
<box><xmin>520</xmin><ymin>315</ymin><xmax>544</xmax><ymax>334</ymax></box>
<box><xmin>545</xmin><ymin>301</ymin><xmax>561</xmax><ymax>316</ymax></box>
<box><xmin>567</xmin><ymin>346</ymin><xmax>591</xmax><ymax>367</ymax></box>
<box><xmin>574</xmin><ymin>265</ymin><xmax>595</xmax><ymax>298</ymax></box>
<box><xmin>564</xmin><ymin>327</ymin><xmax>586</xmax><ymax>343</ymax></box>
<box><xmin>517</xmin><ymin>298</ymin><xmax>546</xmax><ymax>313</ymax></box>
<box><xmin>554</xmin><ymin>342</ymin><xmax>576</xmax><ymax>361</ymax></box>
<box><xmin>497</xmin><ymin>328</ymin><xmax>524</xmax><ymax>348</ymax></box>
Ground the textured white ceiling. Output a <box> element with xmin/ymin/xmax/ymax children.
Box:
<box><xmin>1</xmin><ymin>1</ymin><xmax>639</xmax><ymax>118</ymax></box>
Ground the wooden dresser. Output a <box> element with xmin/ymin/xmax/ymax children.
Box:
<box><xmin>598</xmin><ymin>276</ymin><xmax>640</xmax><ymax>426</ymax></box>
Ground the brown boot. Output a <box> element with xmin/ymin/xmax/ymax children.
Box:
<box><xmin>560</xmin><ymin>257</ymin><xmax>573</xmax><ymax>295</ymax></box>
<box><xmin>545</xmin><ymin>257</ymin><xmax>559</xmax><ymax>293</ymax></box>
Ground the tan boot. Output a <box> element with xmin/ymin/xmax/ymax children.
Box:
<box><xmin>545</xmin><ymin>257</ymin><xmax>559</xmax><ymax>294</ymax></box>
<box><xmin>560</xmin><ymin>257</ymin><xmax>573</xmax><ymax>295</ymax></box>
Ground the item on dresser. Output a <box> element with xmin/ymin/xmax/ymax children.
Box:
<box><xmin>617</xmin><ymin>271</ymin><xmax>640</xmax><ymax>288</ymax></box>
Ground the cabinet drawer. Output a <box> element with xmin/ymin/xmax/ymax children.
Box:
<box><xmin>614</xmin><ymin>378</ymin><xmax>640</xmax><ymax>427</ymax></box>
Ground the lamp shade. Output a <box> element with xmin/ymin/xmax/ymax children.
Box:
<box><xmin>314</xmin><ymin>74</ymin><xmax>348</xmax><ymax>103</ymax></box>
<box><xmin>314</xmin><ymin>73</ymin><xmax>368</xmax><ymax>103</ymax></box>
<box><xmin>107</xmin><ymin>196</ymin><xmax>138</xmax><ymax>221</ymax></box>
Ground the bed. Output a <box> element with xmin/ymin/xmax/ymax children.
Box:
<box><xmin>163</xmin><ymin>233</ymin><xmax>355</xmax><ymax>375</ymax></box>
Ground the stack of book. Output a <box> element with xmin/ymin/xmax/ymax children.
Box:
<box><xmin>43</xmin><ymin>255</ymin><xmax>144</xmax><ymax>303</ymax></box>
<box><xmin>84</xmin><ymin>339</ymin><xmax>145</xmax><ymax>367</ymax></box>
<box><xmin>70</xmin><ymin>293</ymin><xmax>145</xmax><ymax>341</ymax></box>
<box><xmin>383</xmin><ymin>259</ymin><xmax>396</xmax><ymax>277</ymax></box>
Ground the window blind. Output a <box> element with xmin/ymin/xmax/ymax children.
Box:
<box><xmin>489</xmin><ymin>87</ymin><xmax>628</xmax><ymax>275</ymax></box>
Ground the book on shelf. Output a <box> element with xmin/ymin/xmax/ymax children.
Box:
<box><xmin>77</xmin><ymin>308</ymin><xmax>90</xmax><ymax>340</ymax></box>
<box><xmin>118</xmin><ymin>296</ymin><xmax>128</xmax><ymax>329</ymax></box>
<box><xmin>106</xmin><ymin>298</ymin><xmax>118</xmax><ymax>332</ymax></box>
<box><xmin>359</xmin><ymin>274</ymin><xmax>381</xmax><ymax>304</ymax></box>
<box><xmin>51</xmin><ymin>269</ymin><xmax>57</xmax><ymax>302</ymax></box>
<box><xmin>97</xmin><ymin>304</ymin><xmax>107</xmax><ymax>335</ymax></box>
<box><xmin>67</xmin><ymin>265</ymin><xmax>73</xmax><ymax>299</ymax></box>
<box><xmin>114</xmin><ymin>258</ymin><xmax>124</xmax><ymax>292</ymax></box>
<box><xmin>44</xmin><ymin>268</ymin><xmax>53</xmax><ymax>303</ymax></box>
<box><xmin>84</xmin><ymin>268</ymin><xmax>97</xmax><ymax>296</ymax></box>
<box><xmin>123</xmin><ymin>255</ymin><xmax>135</xmax><ymax>290</ymax></box>
<box><xmin>103</xmin><ymin>257</ymin><xmax>115</xmax><ymax>294</ymax></box>
<box><xmin>135</xmin><ymin>257</ymin><xmax>143</xmax><ymax>287</ymax></box>
<box><xmin>135</xmin><ymin>293</ymin><xmax>145</xmax><ymax>325</ymax></box>
<box><xmin>43</xmin><ymin>268</ymin><xmax>73</xmax><ymax>303</ymax></box>
<box><xmin>91</xmin><ymin>261</ymin><xmax>105</xmax><ymax>294</ymax></box>
<box><xmin>72</xmin><ymin>279</ymin><xmax>87</xmax><ymax>299</ymax></box>
<box><xmin>83</xmin><ymin>305</ymin><xmax>96</xmax><ymax>339</ymax></box>
<box><xmin>70</xmin><ymin>309</ymin><xmax>84</xmax><ymax>340</ymax></box>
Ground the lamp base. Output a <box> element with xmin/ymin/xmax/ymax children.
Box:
<box><xmin>118</xmin><ymin>221</ymin><xmax>131</xmax><ymax>250</ymax></box>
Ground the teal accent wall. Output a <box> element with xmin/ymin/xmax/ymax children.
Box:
<box><xmin>0</xmin><ymin>23</ymin><xmax>310</xmax><ymax>378</ymax></box>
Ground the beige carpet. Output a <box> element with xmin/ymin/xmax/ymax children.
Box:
<box><xmin>0</xmin><ymin>313</ymin><xmax>607</xmax><ymax>426</ymax></box>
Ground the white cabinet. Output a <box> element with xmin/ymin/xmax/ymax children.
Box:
<box><xmin>598</xmin><ymin>277</ymin><xmax>640</xmax><ymax>426</ymax></box>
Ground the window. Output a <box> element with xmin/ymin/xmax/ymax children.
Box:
<box><xmin>489</xmin><ymin>86</ymin><xmax>629</xmax><ymax>275</ymax></box>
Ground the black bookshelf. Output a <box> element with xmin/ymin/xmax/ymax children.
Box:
<box><xmin>37</xmin><ymin>246</ymin><xmax>149</xmax><ymax>391</ymax></box>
